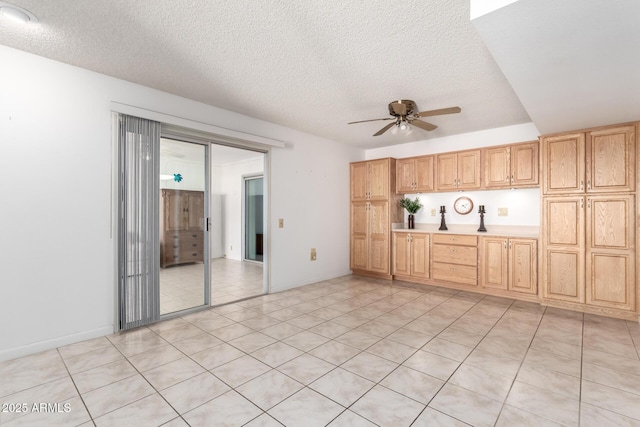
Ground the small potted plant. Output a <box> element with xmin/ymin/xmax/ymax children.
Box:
<box><xmin>399</xmin><ymin>197</ymin><xmax>422</xmax><ymax>229</ymax></box>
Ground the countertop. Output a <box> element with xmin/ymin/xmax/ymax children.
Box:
<box><xmin>392</xmin><ymin>223</ymin><xmax>540</xmax><ymax>238</ymax></box>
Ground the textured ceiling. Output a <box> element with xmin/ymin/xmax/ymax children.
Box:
<box><xmin>3</xmin><ymin>1</ymin><xmax>635</xmax><ymax>148</ymax></box>
<box><xmin>0</xmin><ymin>0</ymin><xmax>534</xmax><ymax>147</ymax></box>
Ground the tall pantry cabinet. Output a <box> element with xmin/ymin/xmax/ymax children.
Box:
<box><xmin>541</xmin><ymin>123</ymin><xmax>639</xmax><ymax>319</ymax></box>
<box><xmin>350</xmin><ymin>158</ymin><xmax>402</xmax><ymax>278</ymax></box>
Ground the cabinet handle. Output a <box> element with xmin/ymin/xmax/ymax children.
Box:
<box><xmin>506</xmin><ymin>175</ymin><xmax>509</xmax><ymax>182</ymax></box>
<box><xmin>511</xmin><ymin>175</ymin><xmax>514</xmax><ymax>183</ymax></box>
<box><xmin>580</xmin><ymin>180</ymin><xmax>584</xmax><ymax>190</ymax></box>
<box><xmin>581</xmin><ymin>199</ymin><xmax>584</xmax><ymax>208</ymax></box>
<box><xmin>587</xmin><ymin>198</ymin><xmax>591</xmax><ymax>208</ymax></box>
<box><xmin>587</xmin><ymin>180</ymin><xmax>591</xmax><ymax>190</ymax></box>
<box><xmin>509</xmin><ymin>241</ymin><xmax>512</xmax><ymax>248</ymax></box>
<box><xmin>504</xmin><ymin>241</ymin><xmax>507</xmax><ymax>249</ymax></box>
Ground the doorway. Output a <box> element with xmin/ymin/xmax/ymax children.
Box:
<box><xmin>209</xmin><ymin>145</ymin><xmax>265</xmax><ymax>305</ymax></box>
<box><xmin>244</xmin><ymin>176</ymin><xmax>264</xmax><ymax>263</ymax></box>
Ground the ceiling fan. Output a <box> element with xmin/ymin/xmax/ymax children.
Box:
<box><xmin>348</xmin><ymin>100</ymin><xmax>461</xmax><ymax>136</ymax></box>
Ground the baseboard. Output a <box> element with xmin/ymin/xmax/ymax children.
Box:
<box><xmin>269</xmin><ymin>270</ymin><xmax>353</xmax><ymax>294</ymax></box>
<box><xmin>0</xmin><ymin>326</ymin><xmax>115</xmax><ymax>363</ymax></box>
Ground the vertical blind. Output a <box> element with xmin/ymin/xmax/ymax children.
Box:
<box><xmin>118</xmin><ymin>114</ymin><xmax>161</xmax><ymax>330</ymax></box>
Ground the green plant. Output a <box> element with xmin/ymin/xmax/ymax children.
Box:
<box><xmin>399</xmin><ymin>197</ymin><xmax>423</xmax><ymax>214</ymax></box>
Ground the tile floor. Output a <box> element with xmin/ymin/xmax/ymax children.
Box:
<box><xmin>160</xmin><ymin>258</ymin><xmax>263</xmax><ymax>314</ymax></box>
<box><xmin>2</xmin><ymin>275</ymin><xmax>640</xmax><ymax>426</ymax></box>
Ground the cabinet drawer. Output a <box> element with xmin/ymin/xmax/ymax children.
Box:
<box><xmin>432</xmin><ymin>262</ymin><xmax>478</xmax><ymax>286</ymax></box>
<box><xmin>432</xmin><ymin>234</ymin><xmax>477</xmax><ymax>246</ymax></box>
<box><xmin>432</xmin><ymin>244</ymin><xmax>477</xmax><ymax>266</ymax></box>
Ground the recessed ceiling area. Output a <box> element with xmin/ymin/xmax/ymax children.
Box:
<box><xmin>472</xmin><ymin>0</ymin><xmax>640</xmax><ymax>135</ymax></box>
<box><xmin>0</xmin><ymin>0</ymin><xmax>636</xmax><ymax>147</ymax></box>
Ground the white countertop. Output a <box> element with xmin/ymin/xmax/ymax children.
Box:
<box><xmin>392</xmin><ymin>223</ymin><xmax>540</xmax><ymax>238</ymax></box>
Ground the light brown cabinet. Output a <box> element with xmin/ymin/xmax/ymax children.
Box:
<box><xmin>542</xmin><ymin>195</ymin><xmax>636</xmax><ymax>310</ymax></box>
<box><xmin>393</xmin><ymin>232</ymin><xmax>430</xmax><ymax>279</ymax></box>
<box><xmin>436</xmin><ymin>150</ymin><xmax>481</xmax><ymax>191</ymax></box>
<box><xmin>431</xmin><ymin>234</ymin><xmax>478</xmax><ymax>286</ymax></box>
<box><xmin>396</xmin><ymin>156</ymin><xmax>434</xmax><ymax>193</ymax></box>
<box><xmin>350</xmin><ymin>158</ymin><xmax>401</xmax><ymax>277</ymax></box>
<box><xmin>542</xmin><ymin>124</ymin><xmax>635</xmax><ymax>195</ymax></box>
<box><xmin>351</xmin><ymin>158</ymin><xmax>390</xmax><ymax>201</ymax></box>
<box><xmin>160</xmin><ymin>189</ymin><xmax>205</xmax><ymax>268</ymax></box>
<box><xmin>483</xmin><ymin>142</ymin><xmax>539</xmax><ymax>189</ymax></box>
<box><xmin>481</xmin><ymin>237</ymin><xmax>537</xmax><ymax>295</ymax></box>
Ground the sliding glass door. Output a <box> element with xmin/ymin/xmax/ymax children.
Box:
<box><xmin>159</xmin><ymin>138</ymin><xmax>209</xmax><ymax>315</ymax></box>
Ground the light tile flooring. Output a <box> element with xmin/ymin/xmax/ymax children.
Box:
<box><xmin>160</xmin><ymin>258</ymin><xmax>263</xmax><ymax>314</ymax></box>
<box><xmin>2</xmin><ymin>276</ymin><xmax>640</xmax><ymax>426</ymax></box>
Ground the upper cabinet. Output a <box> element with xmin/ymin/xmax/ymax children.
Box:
<box><xmin>396</xmin><ymin>156</ymin><xmax>434</xmax><ymax>193</ymax></box>
<box><xmin>436</xmin><ymin>149</ymin><xmax>481</xmax><ymax>191</ymax></box>
<box><xmin>351</xmin><ymin>158</ymin><xmax>390</xmax><ymax>201</ymax></box>
<box><xmin>542</xmin><ymin>124</ymin><xmax>636</xmax><ymax>194</ymax></box>
<box><xmin>483</xmin><ymin>141</ymin><xmax>539</xmax><ymax>189</ymax></box>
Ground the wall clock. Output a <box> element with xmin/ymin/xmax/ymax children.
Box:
<box><xmin>454</xmin><ymin>196</ymin><xmax>474</xmax><ymax>215</ymax></box>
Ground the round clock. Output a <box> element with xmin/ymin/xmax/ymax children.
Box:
<box><xmin>454</xmin><ymin>196</ymin><xmax>474</xmax><ymax>215</ymax></box>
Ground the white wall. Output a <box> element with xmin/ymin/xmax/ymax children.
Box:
<box><xmin>0</xmin><ymin>45</ymin><xmax>363</xmax><ymax>361</ymax></box>
<box><xmin>366</xmin><ymin>123</ymin><xmax>542</xmax><ymax>227</ymax></box>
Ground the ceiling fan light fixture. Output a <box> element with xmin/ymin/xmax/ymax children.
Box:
<box><xmin>0</xmin><ymin>2</ymin><xmax>38</xmax><ymax>24</ymax></box>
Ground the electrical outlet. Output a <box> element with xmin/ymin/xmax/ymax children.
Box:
<box><xmin>430</xmin><ymin>208</ymin><xmax>436</xmax><ymax>216</ymax></box>
<box><xmin>279</xmin><ymin>218</ymin><xmax>284</xmax><ymax>228</ymax></box>
<box><xmin>310</xmin><ymin>248</ymin><xmax>317</xmax><ymax>261</ymax></box>
<box><xmin>498</xmin><ymin>208</ymin><xmax>508</xmax><ymax>216</ymax></box>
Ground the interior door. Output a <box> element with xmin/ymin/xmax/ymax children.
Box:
<box><xmin>244</xmin><ymin>176</ymin><xmax>264</xmax><ymax>262</ymax></box>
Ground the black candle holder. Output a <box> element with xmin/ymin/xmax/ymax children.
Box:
<box><xmin>478</xmin><ymin>205</ymin><xmax>487</xmax><ymax>232</ymax></box>
<box><xmin>439</xmin><ymin>205</ymin><xmax>448</xmax><ymax>231</ymax></box>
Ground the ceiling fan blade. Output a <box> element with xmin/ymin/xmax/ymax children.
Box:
<box><xmin>410</xmin><ymin>119</ymin><xmax>437</xmax><ymax>132</ymax></box>
<box><xmin>416</xmin><ymin>106</ymin><xmax>461</xmax><ymax>118</ymax></box>
<box><xmin>373</xmin><ymin>122</ymin><xmax>396</xmax><ymax>136</ymax></box>
<box><xmin>348</xmin><ymin>118</ymin><xmax>393</xmax><ymax>124</ymax></box>
<box><xmin>391</xmin><ymin>101</ymin><xmax>408</xmax><ymax>116</ymax></box>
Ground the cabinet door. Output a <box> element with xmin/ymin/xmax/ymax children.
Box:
<box><xmin>483</xmin><ymin>147</ymin><xmax>510</xmax><ymax>188</ymax></box>
<box><xmin>586</xmin><ymin>195</ymin><xmax>635</xmax><ymax>311</ymax></box>
<box><xmin>511</xmin><ymin>142</ymin><xmax>539</xmax><ymax>187</ymax></box>
<box><xmin>396</xmin><ymin>159</ymin><xmax>415</xmax><ymax>193</ymax></box>
<box><xmin>351</xmin><ymin>234</ymin><xmax>368</xmax><ymax>270</ymax></box>
<box><xmin>415</xmin><ymin>156</ymin><xmax>435</xmax><ymax>192</ymax></box>
<box><xmin>393</xmin><ymin>233</ymin><xmax>410</xmax><ymax>275</ymax></box>
<box><xmin>368</xmin><ymin>201</ymin><xmax>389</xmax><ymax>274</ymax></box>
<box><xmin>368</xmin><ymin>159</ymin><xmax>389</xmax><ymax>200</ymax></box>
<box><xmin>163</xmin><ymin>190</ymin><xmax>186</xmax><ymax>231</ymax></box>
<box><xmin>587</xmin><ymin>195</ymin><xmax>634</xmax><ymax>251</ymax></box>
<box><xmin>543</xmin><ymin>249</ymin><xmax>585</xmax><ymax>303</ymax></box>
<box><xmin>481</xmin><ymin>237</ymin><xmax>508</xmax><ymax>290</ymax></box>
<box><xmin>543</xmin><ymin>197</ymin><xmax>585</xmax><ymax>249</ymax></box>
<box><xmin>587</xmin><ymin>125</ymin><xmax>636</xmax><ymax>193</ymax></box>
<box><xmin>411</xmin><ymin>234</ymin><xmax>430</xmax><ymax>278</ymax></box>
<box><xmin>436</xmin><ymin>153</ymin><xmax>457</xmax><ymax>191</ymax></box>
<box><xmin>187</xmin><ymin>192</ymin><xmax>204</xmax><ymax>230</ymax></box>
<box><xmin>369</xmin><ymin>236</ymin><xmax>389</xmax><ymax>274</ymax></box>
<box><xmin>457</xmin><ymin>150</ymin><xmax>481</xmax><ymax>189</ymax></box>
<box><xmin>542</xmin><ymin>196</ymin><xmax>585</xmax><ymax>303</ymax></box>
<box><xmin>542</xmin><ymin>133</ymin><xmax>585</xmax><ymax>194</ymax></box>
<box><xmin>350</xmin><ymin>162</ymin><xmax>368</xmax><ymax>201</ymax></box>
<box><xmin>509</xmin><ymin>239</ymin><xmax>537</xmax><ymax>294</ymax></box>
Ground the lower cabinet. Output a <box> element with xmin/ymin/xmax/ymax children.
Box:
<box><xmin>393</xmin><ymin>232</ymin><xmax>430</xmax><ymax>279</ymax></box>
<box><xmin>480</xmin><ymin>237</ymin><xmax>537</xmax><ymax>295</ymax></box>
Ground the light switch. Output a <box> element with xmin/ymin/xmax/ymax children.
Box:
<box><xmin>279</xmin><ymin>218</ymin><xmax>284</xmax><ymax>228</ymax></box>
<box><xmin>498</xmin><ymin>208</ymin><xmax>508</xmax><ymax>216</ymax></box>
